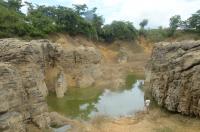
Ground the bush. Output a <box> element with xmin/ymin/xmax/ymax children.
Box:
<box><xmin>101</xmin><ymin>21</ymin><xmax>138</xmax><ymax>42</ymax></box>
<box><xmin>0</xmin><ymin>3</ymin><xmax>30</xmax><ymax>37</ymax></box>
<box><xmin>146</xmin><ymin>28</ymin><xmax>169</xmax><ymax>42</ymax></box>
<box><xmin>0</xmin><ymin>0</ymin><xmax>199</xmax><ymax>42</ymax></box>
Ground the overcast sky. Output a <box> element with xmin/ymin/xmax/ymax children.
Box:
<box><xmin>22</xmin><ymin>0</ymin><xmax>200</xmax><ymax>28</ymax></box>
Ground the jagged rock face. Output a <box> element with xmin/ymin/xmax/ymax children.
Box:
<box><xmin>147</xmin><ymin>40</ymin><xmax>200</xmax><ymax>116</ymax></box>
<box><xmin>0</xmin><ymin>39</ymin><xmax>60</xmax><ymax>66</ymax></box>
<box><xmin>0</xmin><ymin>38</ymin><xmax>102</xmax><ymax>131</ymax></box>
<box><xmin>0</xmin><ymin>39</ymin><xmax>59</xmax><ymax>131</ymax></box>
<box><xmin>0</xmin><ymin>63</ymin><xmax>50</xmax><ymax>132</ymax></box>
<box><xmin>59</xmin><ymin>45</ymin><xmax>102</xmax><ymax>88</ymax></box>
<box><xmin>0</xmin><ymin>39</ymin><xmax>62</xmax><ymax>97</ymax></box>
<box><xmin>0</xmin><ymin>64</ymin><xmax>25</xmax><ymax>132</ymax></box>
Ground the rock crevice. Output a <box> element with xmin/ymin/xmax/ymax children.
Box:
<box><xmin>146</xmin><ymin>40</ymin><xmax>200</xmax><ymax>117</ymax></box>
<box><xmin>0</xmin><ymin>39</ymin><xmax>59</xmax><ymax>131</ymax></box>
<box><xmin>0</xmin><ymin>38</ymin><xmax>103</xmax><ymax>131</ymax></box>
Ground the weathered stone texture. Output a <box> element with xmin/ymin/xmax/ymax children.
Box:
<box><xmin>0</xmin><ymin>39</ymin><xmax>61</xmax><ymax>131</ymax></box>
<box><xmin>0</xmin><ymin>38</ymin><xmax>103</xmax><ymax>131</ymax></box>
<box><xmin>146</xmin><ymin>40</ymin><xmax>200</xmax><ymax>116</ymax></box>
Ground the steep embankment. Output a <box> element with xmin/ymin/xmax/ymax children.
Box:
<box><xmin>146</xmin><ymin>40</ymin><xmax>200</xmax><ymax>116</ymax></box>
<box><xmin>50</xmin><ymin>33</ymin><xmax>150</xmax><ymax>75</ymax></box>
<box><xmin>0</xmin><ymin>39</ymin><xmax>57</xmax><ymax>132</ymax></box>
<box><xmin>0</xmin><ymin>38</ymin><xmax>103</xmax><ymax>131</ymax></box>
<box><xmin>0</xmin><ymin>36</ymin><xmax>150</xmax><ymax>131</ymax></box>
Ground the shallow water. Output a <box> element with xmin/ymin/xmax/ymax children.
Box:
<box><xmin>53</xmin><ymin>125</ymin><xmax>71</xmax><ymax>132</ymax></box>
<box><xmin>47</xmin><ymin>75</ymin><xmax>145</xmax><ymax>119</ymax></box>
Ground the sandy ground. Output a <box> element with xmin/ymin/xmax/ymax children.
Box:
<box><xmin>64</xmin><ymin>107</ymin><xmax>200</xmax><ymax>132</ymax></box>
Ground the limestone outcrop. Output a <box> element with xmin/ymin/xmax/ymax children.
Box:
<box><xmin>0</xmin><ymin>38</ymin><xmax>103</xmax><ymax>131</ymax></box>
<box><xmin>55</xmin><ymin>71</ymin><xmax>67</xmax><ymax>98</ymax></box>
<box><xmin>0</xmin><ymin>39</ymin><xmax>60</xmax><ymax>131</ymax></box>
<box><xmin>146</xmin><ymin>40</ymin><xmax>200</xmax><ymax>116</ymax></box>
<box><xmin>59</xmin><ymin>45</ymin><xmax>102</xmax><ymax>88</ymax></box>
<box><xmin>0</xmin><ymin>63</ymin><xmax>51</xmax><ymax>132</ymax></box>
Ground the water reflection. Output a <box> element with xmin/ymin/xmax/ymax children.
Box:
<box><xmin>89</xmin><ymin>80</ymin><xmax>144</xmax><ymax>117</ymax></box>
<box><xmin>47</xmin><ymin>79</ymin><xmax>144</xmax><ymax>119</ymax></box>
<box><xmin>53</xmin><ymin>125</ymin><xmax>71</xmax><ymax>132</ymax></box>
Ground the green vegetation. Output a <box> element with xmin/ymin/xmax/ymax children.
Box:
<box><xmin>0</xmin><ymin>0</ymin><xmax>29</xmax><ymax>37</ymax></box>
<box><xmin>142</xmin><ymin>11</ymin><xmax>200</xmax><ymax>42</ymax></box>
<box><xmin>183</xmin><ymin>10</ymin><xmax>200</xmax><ymax>33</ymax></box>
<box><xmin>102</xmin><ymin>21</ymin><xmax>137</xmax><ymax>42</ymax></box>
<box><xmin>145</xmin><ymin>27</ymin><xmax>169</xmax><ymax>42</ymax></box>
<box><xmin>139</xmin><ymin>19</ymin><xmax>148</xmax><ymax>29</ymax></box>
<box><xmin>139</xmin><ymin>19</ymin><xmax>148</xmax><ymax>37</ymax></box>
<box><xmin>0</xmin><ymin>0</ymin><xmax>137</xmax><ymax>42</ymax></box>
<box><xmin>169</xmin><ymin>15</ymin><xmax>181</xmax><ymax>36</ymax></box>
<box><xmin>125</xmin><ymin>74</ymin><xmax>144</xmax><ymax>89</ymax></box>
<box><xmin>0</xmin><ymin>0</ymin><xmax>199</xmax><ymax>42</ymax></box>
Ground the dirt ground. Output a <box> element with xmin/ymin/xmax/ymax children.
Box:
<box><xmin>47</xmin><ymin>106</ymin><xmax>200</xmax><ymax>132</ymax></box>
<box><xmin>63</xmin><ymin>107</ymin><xmax>200</xmax><ymax>132</ymax></box>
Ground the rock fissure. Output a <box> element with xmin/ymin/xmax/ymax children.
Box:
<box><xmin>180</xmin><ymin>61</ymin><xmax>200</xmax><ymax>72</ymax></box>
<box><xmin>146</xmin><ymin>40</ymin><xmax>200</xmax><ymax>117</ymax></box>
<box><xmin>0</xmin><ymin>38</ymin><xmax>106</xmax><ymax>131</ymax></box>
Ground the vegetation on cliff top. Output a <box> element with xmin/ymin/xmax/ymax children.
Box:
<box><xmin>0</xmin><ymin>0</ymin><xmax>199</xmax><ymax>42</ymax></box>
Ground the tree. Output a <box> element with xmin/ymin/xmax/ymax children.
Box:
<box><xmin>24</xmin><ymin>1</ymin><xmax>34</xmax><ymax>13</ymax></box>
<box><xmin>187</xmin><ymin>10</ymin><xmax>200</xmax><ymax>32</ymax></box>
<box><xmin>146</xmin><ymin>28</ymin><xmax>169</xmax><ymax>42</ymax></box>
<box><xmin>169</xmin><ymin>15</ymin><xmax>181</xmax><ymax>36</ymax></box>
<box><xmin>91</xmin><ymin>15</ymin><xmax>104</xmax><ymax>39</ymax></box>
<box><xmin>102</xmin><ymin>21</ymin><xmax>138</xmax><ymax>42</ymax></box>
<box><xmin>139</xmin><ymin>19</ymin><xmax>148</xmax><ymax>29</ymax></box>
<box><xmin>25</xmin><ymin>5</ymin><xmax>57</xmax><ymax>36</ymax></box>
<box><xmin>0</xmin><ymin>1</ymin><xmax>139</xmax><ymax>41</ymax></box>
<box><xmin>0</xmin><ymin>0</ymin><xmax>7</xmax><ymax>7</ymax></box>
<box><xmin>73</xmin><ymin>4</ymin><xmax>88</xmax><ymax>15</ymax></box>
<box><xmin>139</xmin><ymin>19</ymin><xmax>148</xmax><ymax>37</ymax></box>
<box><xmin>0</xmin><ymin>0</ymin><xmax>31</xmax><ymax>37</ymax></box>
<box><xmin>7</xmin><ymin>0</ymin><xmax>23</xmax><ymax>12</ymax></box>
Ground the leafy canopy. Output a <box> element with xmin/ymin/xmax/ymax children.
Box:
<box><xmin>0</xmin><ymin>0</ymin><xmax>138</xmax><ymax>42</ymax></box>
<box><xmin>0</xmin><ymin>0</ymin><xmax>199</xmax><ymax>42</ymax></box>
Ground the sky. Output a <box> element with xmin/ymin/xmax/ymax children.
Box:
<box><xmin>22</xmin><ymin>0</ymin><xmax>200</xmax><ymax>28</ymax></box>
